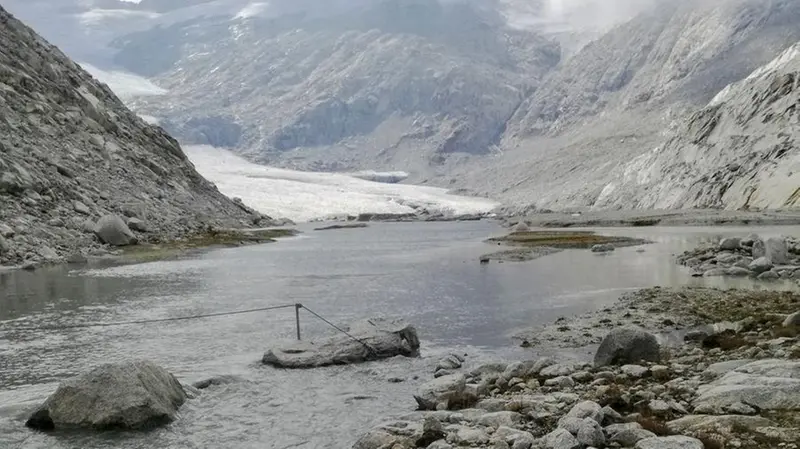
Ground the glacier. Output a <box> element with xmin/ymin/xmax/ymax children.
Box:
<box><xmin>185</xmin><ymin>145</ymin><xmax>498</xmax><ymax>222</ymax></box>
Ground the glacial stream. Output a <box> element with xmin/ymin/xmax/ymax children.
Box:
<box><xmin>0</xmin><ymin>221</ymin><xmax>797</xmax><ymax>449</ymax></box>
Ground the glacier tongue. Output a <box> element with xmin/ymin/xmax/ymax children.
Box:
<box><xmin>184</xmin><ymin>145</ymin><xmax>498</xmax><ymax>222</ymax></box>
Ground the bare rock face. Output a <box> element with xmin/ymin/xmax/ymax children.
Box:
<box><xmin>0</xmin><ymin>5</ymin><xmax>262</xmax><ymax>268</ymax></box>
<box><xmin>26</xmin><ymin>360</ymin><xmax>186</xmax><ymax>431</ymax></box>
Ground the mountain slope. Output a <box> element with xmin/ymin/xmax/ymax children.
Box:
<box><xmin>455</xmin><ymin>0</ymin><xmax>800</xmax><ymax>211</ymax></box>
<box><xmin>121</xmin><ymin>0</ymin><xmax>560</xmax><ymax>178</ymax></box>
<box><xmin>594</xmin><ymin>42</ymin><xmax>800</xmax><ymax>210</ymax></box>
<box><xmin>0</xmin><ymin>5</ymin><xmax>263</xmax><ymax>267</ymax></box>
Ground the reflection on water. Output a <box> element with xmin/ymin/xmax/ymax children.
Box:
<box><xmin>1</xmin><ymin>222</ymin><xmax>798</xmax><ymax>448</ymax></box>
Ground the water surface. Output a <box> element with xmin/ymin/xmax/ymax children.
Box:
<box><xmin>1</xmin><ymin>222</ymin><xmax>796</xmax><ymax>448</ymax></box>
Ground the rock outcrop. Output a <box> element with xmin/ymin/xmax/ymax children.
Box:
<box><xmin>262</xmin><ymin>318</ymin><xmax>420</xmax><ymax>368</ymax></box>
<box><xmin>25</xmin><ymin>360</ymin><xmax>186</xmax><ymax>431</ymax></box>
<box><xmin>0</xmin><ymin>5</ymin><xmax>266</xmax><ymax>268</ymax></box>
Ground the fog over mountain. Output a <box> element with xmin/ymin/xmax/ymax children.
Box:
<box><xmin>4</xmin><ymin>0</ymin><xmax>800</xmax><ymax>212</ymax></box>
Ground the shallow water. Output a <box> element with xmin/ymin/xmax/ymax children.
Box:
<box><xmin>0</xmin><ymin>222</ymin><xmax>797</xmax><ymax>448</ymax></box>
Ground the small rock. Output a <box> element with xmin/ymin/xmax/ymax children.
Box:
<box><xmin>648</xmin><ymin>399</ymin><xmax>670</xmax><ymax>416</ymax></box>
<box><xmin>93</xmin><ymin>215</ymin><xmax>137</xmax><ymax>246</ymax></box>
<box><xmin>544</xmin><ymin>376</ymin><xmax>575</xmax><ymax>389</ymax></box>
<box><xmin>0</xmin><ymin>223</ymin><xmax>15</xmax><ymax>238</ymax></box>
<box><xmin>783</xmin><ymin>311</ymin><xmax>800</xmax><ymax>327</ymax></box>
<box><xmin>416</xmin><ymin>417</ymin><xmax>445</xmax><ymax>447</ymax></box>
<box><xmin>752</xmin><ymin>239</ymin><xmax>766</xmax><ymax>258</ymax></box>
<box><xmin>650</xmin><ymin>365</ymin><xmax>670</xmax><ymax>380</ymax></box>
<box><xmin>564</xmin><ymin>401</ymin><xmax>603</xmax><ymax>424</ymax></box>
<box><xmin>725</xmin><ymin>267</ymin><xmax>752</xmax><ymax>277</ymax></box>
<box><xmin>576</xmin><ymin>418</ymin><xmax>605</xmax><ymax>447</ymax></box>
<box><xmin>543</xmin><ymin>428</ymin><xmax>580</xmax><ymax>449</ymax></box>
<box><xmin>73</xmin><ymin>201</ymin><xmax>91</xmax><ymax>215</ymax></box>
<box><xmin>749</xmin><ymin>257</ymin><xmax>773</xmax><ymax>274</ymax></box>
<box><xmin>591</xmin><ymin>244</ymin><xmax>615</xmax><ymax>253</ymax></box>
<box><xmin>719</xmin><ymin>238</ymin><xmax>741</xmax><ymax>251</ymax></box>
<box><xmin>758</xmin><ymin>270</ymin><xmax>780</xmax><ymax>281</ymax></box>
<box><xmin>621</xmin><ymin>365</ymin><xmax>649</xmax><ymax>378</ymax></box>
<box><xmin>126</xmin><ymin>218</ymin><xmax>149</xmax><ymax>233</ymax></box>
<box><xmin>478</xmin><ymin>411</ymin><xmax>524</xmax><ymax>429</ymax></box>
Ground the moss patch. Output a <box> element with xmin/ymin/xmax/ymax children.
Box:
<box><xmin>487</xmin><ymin>230</ymin><xmax>647</xmax><ymax>249</ymax></box>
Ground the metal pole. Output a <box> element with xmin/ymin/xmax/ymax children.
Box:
<box><xmin>295</xmin><ymin>303</ymin><xmax>302</xmax><ymax>340</ymax></box>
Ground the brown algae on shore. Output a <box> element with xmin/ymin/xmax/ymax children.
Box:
<box><xmin>481</xmin><ymin>230</ymin><xmax>647</xmax><ymax>263</ymax></box>
<box><xmin>120</xmin><ymin>228</ymin><xmax>298</xmax><ymax>263</ymax></box>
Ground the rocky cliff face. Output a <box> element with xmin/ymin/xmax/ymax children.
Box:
<box><xmin>0</xmin><ymin>5</ymin><xmax>262</xmax><ymax>268</ymax></box>
<box><xmin>122</xmin><ymin>0</ymin><xmax>560</xmax><ymax>177</ymax></box>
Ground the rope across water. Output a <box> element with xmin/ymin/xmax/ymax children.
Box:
<box><xmin>0</xmin><ymin>303</ymin><xmax>377</xmax><ymax>353</ymax></box>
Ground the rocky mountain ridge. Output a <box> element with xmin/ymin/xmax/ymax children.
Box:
<box><xmin>0</xmin><ymin>4</ymin><xmax>267</xmax><ymax>268</ymax></box>
<box><xmin>11</xmin><ymin>0</ymin><xmax>800</xmax><ymax>212</ymax></box>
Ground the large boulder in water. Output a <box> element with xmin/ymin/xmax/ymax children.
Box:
<box><xmin>594</xmin><ymin>328</ymin><xmax>661</xmax><ymax>367</ymax></box>
<box><xmin>93</xmin><ymin>214</ymin><xmax>137</xmax><ymax>246</ymax></box>
<box><xmin>262</xmin><ymin>318</ymin><xmax>420</xmax><ymax>368</ymax></box>
<box><xmin>26</xmin><ymin>360</ymin><xmax>186</xmax><ymax>431</ymax></box>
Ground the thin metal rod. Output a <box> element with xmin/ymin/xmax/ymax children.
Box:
<box><xmin>295</xmin><ymin>303</ymin><xmax>302</xmax><ymax>340</ymax></box>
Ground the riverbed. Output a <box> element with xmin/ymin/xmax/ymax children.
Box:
<box><xmin>1</xmin><ymin>222</ymin><xmax>797</xmax><ymax>449</ymax></box>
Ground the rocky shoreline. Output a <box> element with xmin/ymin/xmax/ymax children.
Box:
<box><xmin>353</xmin><ymin>287</ymin><xmax>800</xmax><ymax>449</ymax></box>
<box><xmin>677</xmin><ymin>234</ymin><xmax>800</xmax><ymax>281</ymax></box>
<box><xmin>499</xmin><ymin>209</ymin><xmax>800</xmax><ymax>229</ymax></box>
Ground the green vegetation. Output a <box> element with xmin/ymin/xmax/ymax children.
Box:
<box><xmin>121</xmin><ymin>228</ymin><xmax>298</xmax><ymax>263</ymax></box>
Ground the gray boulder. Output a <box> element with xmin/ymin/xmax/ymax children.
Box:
<box><xmin>73</xmin><ymin>201</ymin><xmax>91</xmax><ymax>215</ymax></box>
<box><xmin>93</xmin><ymin>214</ymin><xmax>137</xmax><ymax>246</ymax></box>
<box><xmin>783</xmin><ymin>311</ymin><xmax>800</xmax><ymax>327</ymax></box>
<box><xmin>594</xmin><ymin>328</ymin><xmax>661</xmax><ymax>367</ymax></box>
<box><xmin>758</xmin><ymin>270</ymin><xmax>780</xmax><ymax>281</ymax></box>
<box><xmin>543</xmin><ymin>428</ymin><xmax>580</xmax><ymax>449</ymax></box>
<box><xmin>262</xmin><ymin>318</ymin><xmax>419</xmax><ymax>368</ymax></box>
<box><xmin>607</xmin><ymin>424</ymin><xmax>656</xmax><ymax>446</ymax></box>
<box><xmin>748</xmin><ymin>257</ymin><xmax>773</xmax><ymax>274</ymax></box>
<box><xmin>25</xmin><ymin>360</ymin><xmax>186</xmax><ymax>431</ymax></box>
<box><xmin>575</xmin><ymin>418</ymin><xmax>605</xmax><ymax>447</ymax></box>
<box><xmin>693</xmin><ymin>359</ymin><xmax>800</xmax><ymax>413</ymax></box>
<box><xmin>752</xmin><ymin>239</ymin><xmax>766</xmax><ymax>258</ymax></box>
<box><xmin>719</xmin><ymin>237</ymin><xmax>740</xmax><ymax>250</ymax></box>
<box><xmin>127</xmin><ymin>218</ymin><xmax>149</xmax><ymax>233</ymax></box>
<box><xmin>513</xmin><ymin>222</ymin><xmax>530</xmax><ymax>232</ymax></box>
<box><xmin>740</xmin><ymin>234</ymin><xmax>759</xmax><ymax>247</ymax></box>
<box><xmin>413</xmin><ymin>373</ymin><xmax>472</xmax><ymax>410</ymax></box>
<box><xmin>725</xmin><ymin>267</ymin><xmax>752</xmax><ymax>277</ymax></box>
<box><xmin>765</xmin><ymin>237</ymin><xmax>790</xmax><ymax>264</ymax></box>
